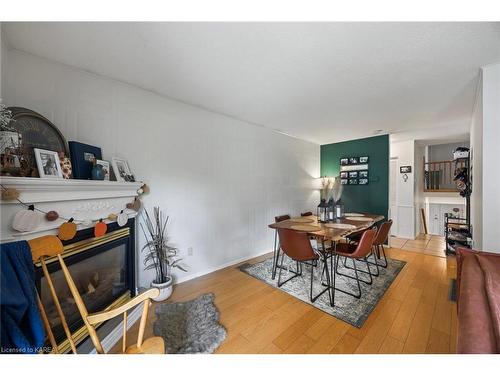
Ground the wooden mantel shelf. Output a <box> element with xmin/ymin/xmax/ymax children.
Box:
<box><xmin>0</xmin><ymin>176</ymin><xmax>143</xmax><ymax>203</ymax></box>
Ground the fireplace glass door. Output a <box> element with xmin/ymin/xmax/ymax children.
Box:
<box><xmin>36</xmin><ymin>236</ymin><xmax>133</xmax><ymax>346</ymax></box>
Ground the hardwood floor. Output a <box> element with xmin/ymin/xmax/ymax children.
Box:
<box><xmin>390</xmin><ymin>234</ymin><xmax>447</xmax><ymax>258</ymax></box>
<box><xmin>112</xmin><ymin>237</ymin><xmax>457</xmax><ymax>354</ymax></box>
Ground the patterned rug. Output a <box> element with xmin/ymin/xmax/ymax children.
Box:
<box><xmin>239</xmin><ymin>254</ymin><xmax>406</xmax><ymax>328</ymax></box>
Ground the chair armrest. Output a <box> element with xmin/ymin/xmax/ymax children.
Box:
<box><xmin>86</xmin><ymin>288</ymin><xmax>160</xmax><ymax>325</ymax></box>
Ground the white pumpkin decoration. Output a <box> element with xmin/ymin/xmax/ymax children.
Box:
<box><xmin>117</xmin><ymin>210</ymin><xmax>128</xmax><ymax>227</ymax></box>
<box><xmin>12</xmin><ymin>205</ymin><xmax>42</xmax><ymax>232</ymax></box>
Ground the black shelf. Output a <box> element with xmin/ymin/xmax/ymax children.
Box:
<box><xmin>444</xmin><ymin>156</ymin><xmax>472</xmax><ymax>255</ymax></box>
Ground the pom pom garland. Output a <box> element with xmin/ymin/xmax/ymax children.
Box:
<box><xmin>1</xmin><ymin>188</ymin><xmax>20</xmax><ymax>201</ymax></box>
<box><xmin>45</xmin><ymin>211</ymin><xmax>59</xmax><ymax>221</ymax></box>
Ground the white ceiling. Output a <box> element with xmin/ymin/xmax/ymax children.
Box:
<box><xmin>3</xmin><ymin>22</ymin><xmax>500</xmax><ymax>145</ymax></box>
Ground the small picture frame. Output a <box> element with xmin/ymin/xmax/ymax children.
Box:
<box><xmin>348</xmin><ymin>178</ymin><xmax>358</xmax><ymax>185</ymax></box>
<box><xmin>359</xmin><ymin>178</ymin><xmax>369</xmax><ymax>185</ymax></box>
<box><xmin>112</xmin><ymin>157</ymin><xmax>135</xmax><ymax>182</ymax></box>
<box><xmin>348</xmin><ymin>171</ymin><xmax>358</xmax><ymax>178</ymax></box>
<box><xmin>349</xmin><ymin>157</ymin><xmax>359</xmax><ymax>165</ymax></box>
<box><xmin>359</xmin><ymin>156</ymin><xmax>369</xmax><ymax>164</ymax></box>
<box><xmin>96</xmin><ymin>160</ymin><xmax>111</xmax><ymax>181</ymax></box>
<box><xmin>0</xmin><ymin>131</ymin><xmax>20</xmax><ymax>154</ymax></box>
<box><xmin>359</xmin><ymin>170</ymin><xmax>369</xmax><ymax>178</ymax></box>
<box><xmin>340</xmin><ymin>171</ymin><xmax>348</xmax><ymax>179</ymax></box>
<box><xmin>34</xmin><ymin>148</ymin><xmax>64</xmax><ymax>178</ymax></box>
<box><xmin>340</xmin><ymin>158</ymin><xmax>349</xmax><ymax>166</ymax></box>
<box><xmin>341</xmin><ymin>179</ymin><xmax>348</xmax><ymax>185</ymax></box>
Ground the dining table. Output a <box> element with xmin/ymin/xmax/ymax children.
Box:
<box><xmin>268</xmin><ymin>212</ymin><xmax>386</xmax><ymax>306</ymax></box>
<box><xmin>268</xmin><ymin>212</ymin><xmax>385</xmax><ymax>242</ymax></box>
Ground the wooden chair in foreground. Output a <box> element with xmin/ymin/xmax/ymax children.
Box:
<box><xmin>29</xmin><ymin>235</ymin><xmax>165</xmax><ymax>354</ymax></box>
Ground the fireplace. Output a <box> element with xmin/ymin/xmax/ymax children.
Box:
<box><xmin>0</xmin><ymin>177</ymin><xmax>142</xmax><ymax>353</ymax></box>
<box><xmin>35</xmin><ymin>219</ymin><xmax>136</xmax><ymax>353</ymax></box>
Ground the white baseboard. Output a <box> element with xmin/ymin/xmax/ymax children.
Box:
<box><xmin>89</xmin><ymin>304</ymin><xmax>143</xmax><ymax>354</ymax></box>
<box><xmin>173</xmin><ymin>249</ymin><xmax>273</xmax><ymax>285</ymax></box>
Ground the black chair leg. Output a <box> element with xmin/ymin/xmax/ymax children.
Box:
<box><xmin>271</xmin><ymin>231</ymin><xmax>278</xmax><ymax>279</ymax></box>
<box><xmin>331</xmin><ymin>245</ymin><xmax>336</xmax><ymax>304</ymax></box>
<box><xmin>277</xmin><ymin>252</ymin><xmax>301</xmax><ymax>287</ymax></box>
<box><xmin>371</xmin><ymin>251</ymin><xmax>380</xmax><ymax>276</ymax></box>
<box><xmin>272</xmin><ymin>234</ymin><xmax>291</xmax><ymax>280</ymax></box>
<box><xmin>337</xmin><ymin>254</ymin><xmax>373</xmax><ymax>285</ymax></box>
<box><xmin>351</xmin><ymin>258</ymin><xmax>362</xmax><ymax>297</ymax></box>
<box><xmin>310</xmin><ymin>254</ymin><xmax>333</xmax><ymax>305</ymax></box>
<box><xmin>362</xmin><ymin>257</ymin><xmax>373</xmax><ymax>284</ymax></box>
<box><xmin>332</xmin><ymin>254</ymin><xmax>362</xmax><ymax>299</ymax></box>
<box><xmin>363</xmin><ymin>247</ymin><xmax>380</xmax><ymax>276</ymax></box>
<box><xmin>378</xmin><ymin>244</ymin><xmax>388</xmax><ymax>268</ymax></box>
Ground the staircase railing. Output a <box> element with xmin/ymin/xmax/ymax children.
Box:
<box><xmin>423</xmin><ymin>157</ymin><xmax>465</xmax><ymax>192</ymax></box>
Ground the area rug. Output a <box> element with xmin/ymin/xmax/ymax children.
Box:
<box><xmin>239</xmin><ymin>254</ymin><xmax>406</xmax><ymax>328</ymax></box>
<box><xmin>153</xmin><ymin>293</ymin><xmax>227</xmax><ymax>353</ymax></box>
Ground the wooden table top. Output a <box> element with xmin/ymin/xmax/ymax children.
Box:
<box><xmin>268</xmin><ymin>213</ymin><xmax>384</xmax><ymax>241</ymax></box>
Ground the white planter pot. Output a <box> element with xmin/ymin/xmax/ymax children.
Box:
<box><xmin>151</xmin><ymin>278</ymin><xmax>173</xmax><ymax>302</ymax></box>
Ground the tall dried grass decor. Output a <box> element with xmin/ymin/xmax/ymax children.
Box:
<box><xmin>331</xmin><ymin>176</ymin><xmax>343</xmax><ymax>203</ymax></box>
<box><xmin>320</xmin><ymin>176</ymin><xmax>333</xmax><ymax>201</ymax></box>
<box><xmin>320</xmin><ymin>176</ymin><xmax>343</xmax><ymax>202</ymax></box>
<box><xmin>140</xmin><ymin>207</ymin><xmax>187</xmax><ymax>301</ymax></box>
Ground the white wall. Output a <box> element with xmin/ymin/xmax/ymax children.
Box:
<box><xmin>470</xmin><ymin>73</ymin><xmax>483</xmax><ymax>249</ymax></box>
<box><xmin>1</xmin><ymin>23</ymin><xmax>3</xmax><ymax>99</ymax></box>
<box><xmin>2</xmin><ymin>48</ymin><xmax>320</xmax><ymax>285</ymax></box>
<box><xmin>390</xmin><ymin>138</ymin><xmax>415</xmax><ymax>239</ymax></box>
<box><xmin>414</xmin><ymin>143</ymin><xmax>425</xmax><ymax>235</ymax></box>
<box><xmin>481</xmin><ymin>63</ymin><xmax>500</xmax><ymax>252</ymax></box>
<box><xmin>428</xmin><ymin>141</ymin><xmax>469</xmax><ymax>162</ymax></box>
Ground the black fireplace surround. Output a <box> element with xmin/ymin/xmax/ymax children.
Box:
<box><xmin>34</xmin><ymin>218</ymin><xmax>136</xmax><ymax>350</ymax></box>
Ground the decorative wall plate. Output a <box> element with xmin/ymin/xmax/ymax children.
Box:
<box><xmin>6</xmin><ymin>107</ymin><xmax>68</xmax><ymax>176</ymax></box>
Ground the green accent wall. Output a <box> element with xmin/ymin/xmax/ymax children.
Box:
<box><xmin>320</xmin><ymin>135</ymin><xmax>389</xmax><ymax>219</ymax></box>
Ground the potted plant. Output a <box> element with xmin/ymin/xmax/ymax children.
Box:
<box><xmin>140</xmin><ymin>207</ymin><xmax>187</xmax><ymax>301</ymax></box>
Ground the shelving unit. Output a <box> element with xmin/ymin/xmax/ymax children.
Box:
<box><xmin>444</xmin><ymin>156</ymin><xmax>472</xmax><ymax>255</ymax></box>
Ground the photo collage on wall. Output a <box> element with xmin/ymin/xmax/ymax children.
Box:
<box><xmin>340</xmin><ymin>156</ymin><xmax>369</xmax><ymax>185</ymax></box>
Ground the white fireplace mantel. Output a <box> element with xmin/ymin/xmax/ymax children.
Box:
<box><xmin>0</xmin><ymin>176</ymin><xmax>143</xmax><ymax>243</ymax></box>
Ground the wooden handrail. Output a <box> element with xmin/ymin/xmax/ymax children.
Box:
<box><xmin>425</xmin><ymin>160</ymin><xmax>459</xmax><ymax>165</ymax></box>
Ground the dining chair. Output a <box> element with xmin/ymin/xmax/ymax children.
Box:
<box><xmin>331</xmin><ymin>228</ymin><xmax>377</xmax><ymax>299</ymax></box>
<box><xmin>371</xmin><ymin>220</ymin><xmax>392</xmax><ymax>269</ymax></box>
<box><xmin>29</xmin><ymin>235</ymin><xmax>164</xmax><ymax>354</ymax></box>
<box><xmin>272</xmin><ymin>214</ymin><xmax>291</xmax><ymax>279</ymax></box>
<box><xmin>344</xmin><ymin>220</ymin><xmax>393</xmax><ymax>276</ymax></box>
<box><xmin>276</xmin><ymin>228</ymin><xmax>334</xmax><ymax>306</ymax></box>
